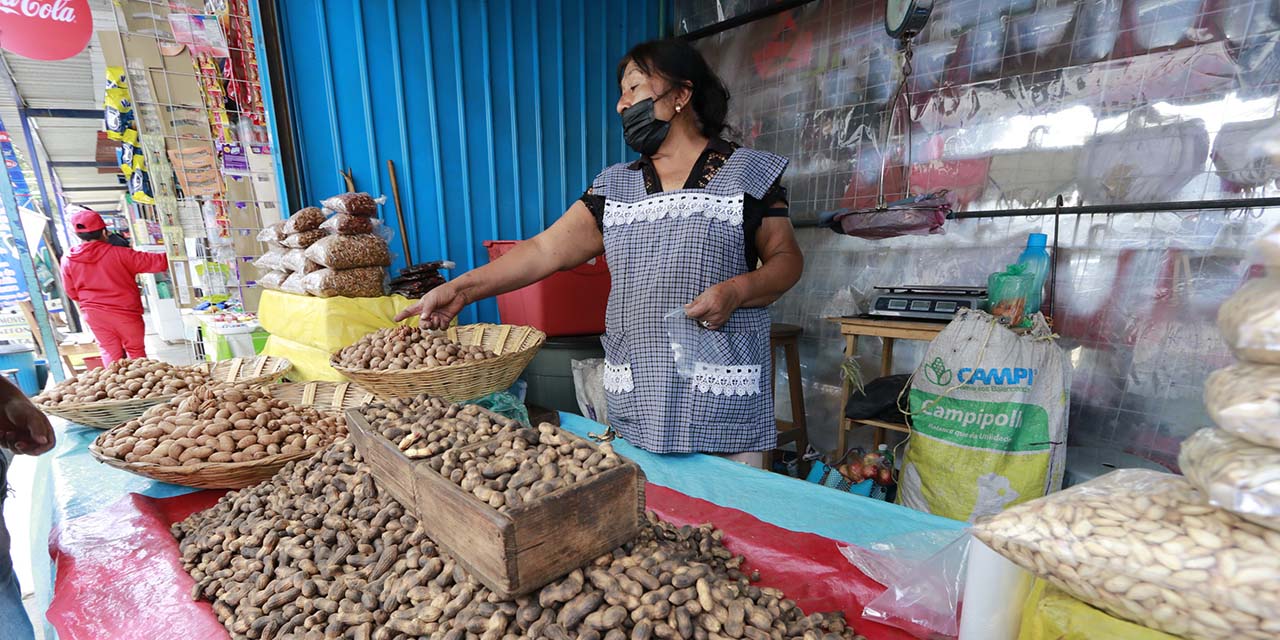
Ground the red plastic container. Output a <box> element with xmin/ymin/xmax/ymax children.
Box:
<box><xmin>484</xmin><ymin>240</ymin><xmax>610</xmax><ymax>336</ymax></box>
<box><xmin>83</xmin><ymin>356</ymin><xmax>104</xmax><ymax>370</ymax></box>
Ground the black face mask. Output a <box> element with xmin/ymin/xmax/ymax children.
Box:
<box><xmin>621</xmin><ymin>97</ymin><xmax>671</xmax><ymax>156</ymax></box>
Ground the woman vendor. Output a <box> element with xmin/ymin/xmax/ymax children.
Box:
<box><xmin>397</xmin><ymin>39</ymin><xmax>803</xmax><ymax>466</ymax></box>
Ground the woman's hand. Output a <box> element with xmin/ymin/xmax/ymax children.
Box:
<box><xmin>684</xmin><ymin>280</ymin><xmax>744</xmax><ymax>331</ymax></box>
<box><xmin>394</xmin><ymin>284</ymin><xmax>467</xmax><ymax>329</ymax></box>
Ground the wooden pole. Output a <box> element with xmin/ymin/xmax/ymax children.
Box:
<box><xmin>386</xmin><ymin>159</ymin><xmax>412</xmax><ymax>265</ymax></box>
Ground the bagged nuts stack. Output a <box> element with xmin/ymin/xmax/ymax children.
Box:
<box><xmin>973</xmin><ymin>229</ymin><xmax>1280</xmax><ymax>640</ymax></box>
<box><xmin>302</xmin><ymin>192</ymin><xmax>391</xmax><ymax>298</ymax></box>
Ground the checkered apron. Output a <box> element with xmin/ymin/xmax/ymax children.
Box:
<box><xmin>592</xmin><ymin>148</ymin><xmax>788</xmax><ymax>453</ymax></box>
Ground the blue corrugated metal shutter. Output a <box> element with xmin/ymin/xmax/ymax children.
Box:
<box><xmin>273</xmin><ymin>0</ymin><xmax>659</xmax><ymax>324</ymax></box>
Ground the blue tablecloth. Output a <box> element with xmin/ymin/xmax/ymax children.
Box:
<box><xmin>31</xmin><ymin>412</ymin><xmax>964</xmax><ymax>639</ymax></box>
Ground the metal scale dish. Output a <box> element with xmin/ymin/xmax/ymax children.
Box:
<box><xmin>866</xmin><ymin>285</ymin><xmax>987</xmax><ymax>321</ymax></box>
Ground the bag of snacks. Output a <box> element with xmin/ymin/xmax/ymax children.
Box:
<box><xmin>1217</xmin><ymin>276</ymin><xmax>1280</xmax><ymax>364</ymax></box>
<box><xmin>304</xmin><ymin>234</ymin><xmax>391</xmax><ymax>270</ymax></box>
<box><xmin>1248</xmin><ymin>224</ymin><xmax>1280</xmax><ymax>267</ymax></box>
<box><xmin>257</xmin><ymin>271</ymin><xmax>289</xmax><ymax>290</ymax></box>
<box><xmin>281</xmin><ymin>249</ymin><xmax>323</xmax><ymax>274</ymax></box>
<box><xmin>973</xmin><ymin>469</ymin><xmax>1280</xmax><ymax>640</ymax></box>
<box><xmin>281</xmin><ymin>206</ymin><xmax>326</xmax><ymax>234</ymax></box>
<box><xmin>256</xmin><ymin>222</ymin><xmax>285</xmax><ymax>244</ymax></box>
<box><xmin>1180</xmin><ymin>428</ymin><xmax>1280</xmax><ymax>532</ymax></box>
<box><xmin>1204</xmin><ymin>362</ymin><xmax>1280</xmax><ymax>447</ymax></box>
<box><xmin>280</xmin><ymin>229</ymin><xmax>328</xmax><ymax>249</ymax></box>
<box><xmin>321</xmin><ymin>192</ymin><xmax>384</xmax><ymax>216</ymax></box>
<box><xmin>252</xmin><ymin>247</ymin><xmax>286</xmax><ymax>272</ymax></box>
<box><xmin>320</xmin><ymin>213</ymin><xmax>377</xmax><ymax>236</ymax></box>
<box><xmin>280</xmin><ymin>272</ymin><xmax>308</xmax><ymax>296</ymax></box>
<box><xmin>301</xmin><ymin>267</ymin><xmax>386</xmax><ymax>298</ymax></box>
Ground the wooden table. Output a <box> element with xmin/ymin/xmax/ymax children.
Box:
<box><xmin>828</xmin><ymin>316</ymin><xmax>949</xmax><ymax>454</ymax></box>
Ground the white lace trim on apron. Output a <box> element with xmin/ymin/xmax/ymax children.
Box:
<box><xmin>603</xmin><ymin>193</ymin><xmax>744</xmax><ymax>227</ymax></box>
<box><xmin>603</xmin><ymin>362</ymin><xmax>635</xmax><ymax>393</ymax></box>
<box><xmin>691</xmin><ymin>363</ymin><xmax>761</xmax><ymax>396</ymax></box>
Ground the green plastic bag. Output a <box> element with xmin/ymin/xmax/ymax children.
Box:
<box><xmin>469</xmin><ymin>391</ymin><xmax>530</xmax><ymax>426</ymax></box>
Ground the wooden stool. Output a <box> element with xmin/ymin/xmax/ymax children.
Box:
<box><xmin>770</xmin><ymin>323</ymin><xmax>810</xmax><ymax>477</ymax></box>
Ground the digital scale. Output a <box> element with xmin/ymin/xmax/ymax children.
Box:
<box><xmin>866</xmin><ymin>285</ymin><xmax>987</xmax><ymax>321</ymax></box>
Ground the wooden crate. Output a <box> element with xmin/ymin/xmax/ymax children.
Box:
<box><xmin>345</xmin><ymin>408</ymin><xmax>646</xmax><ymax>598</ymax></box>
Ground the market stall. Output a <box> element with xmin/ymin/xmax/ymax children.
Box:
<box><xmin>37</xmin><ymin>412</ymin><xmax>963</xmax><ymax>640</ymax></box>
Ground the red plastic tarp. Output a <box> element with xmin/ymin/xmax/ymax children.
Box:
<box><xmin>47</xmin><ymin>484</ymin><xmax>914</xmax><ymax>640</ymax></box>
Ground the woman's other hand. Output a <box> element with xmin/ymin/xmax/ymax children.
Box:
<box><xmin>0</xmin><ymin>388</ymin><xmax>53</xmax><ymax>455</ymax></box>
<box><xmin>395</xmin><ymin>284</ymin><xmax>467</xmax><ymax>329</ymax></box>
<box><xmin>685</xmin><ymin>280</ymin><xmax>744</xmax><ymax>331</ymax></box>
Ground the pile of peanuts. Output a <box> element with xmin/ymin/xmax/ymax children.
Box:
<box><xmin>368</xmin><ymin>396</ymin><xmax>524</xmax><ymax>460</ymax></box>
<box><xmin>334</xmin><ymin>326</ymin><xmax>497</xmax><ymax>370</ymax></box>
<box><xmin>428</xmin><ymin>423</ymin><xmax>624</xmax><ymax>512</ymax></box>
<box><xmin>94</xmin><ymin>384</ymin><xmax>345</xmax><ymax>467</ymax></box>
<box><xmin>974</xmin><ymin>469</ymin><xmax>1280</xmax><ymax>640</ymax></box>
<box><xmin>174</xmin><ymin>442</ymin><xmax>864</xmax><ymax>640</ymax></box>
<box><xmin>35</xmin><ymin>358</ymin><xmax>207</xmax><ymax>405</ymax></box>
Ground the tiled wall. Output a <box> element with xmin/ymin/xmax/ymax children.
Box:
<box><xmin>689</xmin><ymin>0</ymin><xmax>1280</xmax><ymax>469</ymax></box>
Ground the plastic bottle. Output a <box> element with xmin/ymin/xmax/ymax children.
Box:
<box><xmin>877</xmin><ymin>443</ymin><xmax>894</xmax><ymax>469</ymax></box>
<box><xmin>988</xmin><ymin>263</ymin><xmax>1034</xmax><ymax>326</ymax></box>
<box><xmin>1017</xmin><ymin>233</ymin><xmax>1051</xmax><ymax>317</ymax></box>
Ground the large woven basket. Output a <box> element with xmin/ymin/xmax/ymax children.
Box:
<box><xmin>267</xmin><ymin>381</ymin><xmax>376</xmax><ymax>412</ymax></box>
<box><xmin>87</xmin><ymin>436</ymin><xmax>323</xmax><ymax>489</ymax></box>
<box><xmin>41</xmin><ymin>396</ymin><xmax>174</xmax><ymax>430</ymax></box>
<box><xmin>208</xmin><ymin>356</ymin><xmax>293</xmax><ymax>387</ymax></box>
<box><xmin>331</xmin><ymin>324</ymin><xmax>546</xmax><ymax>402</ymax></box>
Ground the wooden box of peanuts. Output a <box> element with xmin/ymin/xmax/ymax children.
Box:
<box><xmin>345</xmin><ymin>395</ymin><xmax>646</xmax><ymax>599</ymax></box>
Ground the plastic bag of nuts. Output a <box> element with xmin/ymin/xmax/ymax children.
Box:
<box><xmin>1217</xmin><ymin>276</ymin><xmax>1280</xmax><ymax>365</ymax></box>
<box><xmin>1180</xmin><ymin>428</ymin><xmax>1280</xmax><ymax>533</ymax></box>
<box><xmin>301</xmin><ymin>267</ymin><xmax>386</xmax><ymax>298</ymax></box>
<box><xmin>255</xmin><ymin>222</ymin><xmax>285</xmax><ymax>244</ymax></box>
<box><xmin>281</xmin><ymin>206</ymin><xmax>326</xmax><ymax>234</ymax></box>
<box><xmin>252</xmin><ymin>246</ymin><xmax>286</xmax><ymax>272</ymax></box>
<box><xmin>304</xmin><ymin>234</ymin><xmax>391</xmax><ymax>270</ymax></box>
<box><xmin>321</xmin><ymin>192</ymin><xmax>383</xmax><ymax>216</ymax></box>
<box><xmin>1204</xmin><ymin>362</ymin><xmax>1280</xmax><ymax>447</ymax></box>
<box><xmin>973</xmin><ymin>469</ymin><xmax>1280</xmax><ymax>640</ymax></box>
<box><xmin>280</xmin><ymin>229</ymin><xmax>328</xmax><ymax>249</ymax></box>
<box><xmin>320</xmin><ymin>212</ymin><xmax>376</xmax><ymax>235</ymax></box>
<box><xmin>257</xmin><ymin>270</ymin><xmax>288</xmax><ymax>291</ymax></box>
<box><xmin>280</xmin><ymin>249</ymin><xmax>323</xmax><ymax>274</ymax></box>
<box><xmin>280</xmin><ymin>272</ymin><xmax>308</xmax><ymax>296</ymax></box>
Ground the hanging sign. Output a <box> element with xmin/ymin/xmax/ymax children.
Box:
<box><xmin>0</xmin><ymin>0</ymin><xmax>93</xmax><ymax>61</ymax></box>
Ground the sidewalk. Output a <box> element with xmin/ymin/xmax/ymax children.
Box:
<box><xmin>5</xmin><ymin>329</ymin><xmax>193</xmax><ymax>639</ymax></box>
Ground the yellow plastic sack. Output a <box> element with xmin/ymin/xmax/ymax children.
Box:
<box><xmin>1018</xmin><ymin>580</ymin><xmax>1180</xmax><ymax>640</ymax></box>
<box><xmin>261</xmin><ymin>334</ymin><xmax>347</xmax><ymax>382</ymax></box>
<box><xmin>257</xmin><ymin>289</ymin><xmax>419</xmax><ymax>354</ymax></box>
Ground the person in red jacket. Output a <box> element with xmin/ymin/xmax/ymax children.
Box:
<box><xmin>60</xmin><ymin>208</ymin><xmax>168</xmax><ymax>364</ymax></box>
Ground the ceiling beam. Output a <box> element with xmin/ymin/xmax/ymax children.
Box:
<box><xmin>22</xmin><ymin>108</ymin><xmax>102</xmax><ymax>120</ymax></box>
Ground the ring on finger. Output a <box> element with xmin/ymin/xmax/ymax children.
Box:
<box><xmin>700</xmin><ymin>320</ymin><xmax>713</xmax><ymax>329</ymax></box>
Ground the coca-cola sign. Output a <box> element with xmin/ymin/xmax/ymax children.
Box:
<box><xmin>0</xmin><ymin>0</ymin><xmax>92</xmax><ymax>61</ymax></box>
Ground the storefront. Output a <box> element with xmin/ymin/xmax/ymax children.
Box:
<box><xmin>11</xmin><ymin>1</ymin><xmax>1280</xmax><ymax>639</ymax></box>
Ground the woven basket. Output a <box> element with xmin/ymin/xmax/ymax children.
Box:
<box><xmin>208</xmin><ymin>356</ymin><xmax>293</xmax><ymax>387</ymax></box>
<box><xmin>267</xmin><ymin>381</ymin><xmax>376</xmax><ymax>412</ymax></box>
<box><xmin>331</xmin><ymin>324</ymin><xmax>546</xmax><ymax>402</ymax></box>
<box><xmin>87</xmin><ymin>436</ymin><xmax>322</xmax><ymax>489</ymax></box>
<box><xmin>41</xmin><ymin>396</ymin><xmax>174</xmax><ymax>430</ymax></box>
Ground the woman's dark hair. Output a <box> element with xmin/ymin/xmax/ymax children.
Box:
<box><xmin>619</xmin><ymin>39</ymin><xmax>731</xmax><ymax>139</ymax></box>
<box><xmin>76</xmin><ymin>230</ymin><xmax>105</xmax><ymax>242</ymax></box>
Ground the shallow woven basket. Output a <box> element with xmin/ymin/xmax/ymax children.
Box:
<box><xmin>208</xmin><ymin>356</ymin><xmax>293</xmax><ymax>387</ymax></box>
<box><xmin>331</xmin><ymin>324</ymin><xmax>546</xmax><ymax>402</ymax></box>
<box><xmin>41</xmin><ymin>396</ymin><xmax>175</xmax><ymax>430</ymax></box>
<box><xmin>87</xmin><ymin>435</ymin><xmax>324</xmax><ymax>489</ymax></box>
<box><xmin>267</xmin><ymin>381</ymin><xmax>376</xmax><ymax>411</ymax></box>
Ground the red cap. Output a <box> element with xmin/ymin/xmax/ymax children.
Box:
<box><xmin>71</xmin><ymin>208</ymin><xmax>106</xmax><ymax>233</ymax></box>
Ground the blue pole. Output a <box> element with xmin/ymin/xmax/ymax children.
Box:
<box><xmin>0</xmin><ymin>144</ymin><xmax>64</xmax><ymax>382</ymax></box>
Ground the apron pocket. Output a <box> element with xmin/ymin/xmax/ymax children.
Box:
<box><xmin>690</xmin><ymin>329</ymin><xmax>767</xmax><ymax>397</ymax></box>
<box><xmin>600</xmin><ymin>333</ymin><xmax>634</xmax><ymax>394</ymax></box>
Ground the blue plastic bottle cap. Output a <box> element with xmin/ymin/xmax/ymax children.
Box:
<box><xmin>1026</xmin><ymin>233</ymin><xmax>1047</xmax><ymax>247</ymax></box>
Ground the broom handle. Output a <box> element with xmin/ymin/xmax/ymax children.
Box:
<box><xmin>387</xmin><ymin>159</ymin><xmax>413</xmax><ymax>265</ymax></box>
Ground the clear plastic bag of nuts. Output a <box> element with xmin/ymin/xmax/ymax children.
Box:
<box><xmin>1204</xmin><ymin>362</ymin><xmax>1280</xmax><ymax>448</ymax></box>
<box><xmin>972</xmin><ymin>469</ymin><xmax>1280</xmax><ymax>640</ymax></box>
<box><xmin>1217</xmin><ymin>275</ymin><xmax>1280</xmax><ymax>365</ymax></box>
<box><xmin>281</xmin><ymin>206</ymin><xmax>326</xmax><ymax>234</ymax></box>
<box><xmin>304</xmin><ymin>234</ymin><xmax>392</xmax><ymax>270</ymax></box>
<box><xmin>280</xmin><ymin>229</ymin><xmax>328</xmax><ymax>249</ymax></box>
<box><xmin>301</xmin><ymin>267</ymin><xmax>386</xmax><ymax>298</ymax></box>
<box><xmin>321</xmin><ymin>192</ymin><xmax>384</xmax><ymax>216</ymax></box>
<box><xmin>320</xmin><ymin>213</ymin><xmax>378</xmax><ymax>235</ymax></box>
<box><xmin>1179</xmin><ymin>428</ymin><xmax>1280</xmax><ymax>533</ymax></box>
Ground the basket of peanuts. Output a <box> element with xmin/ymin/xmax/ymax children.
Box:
<box><xmin>329</xmin><ymin>323</ymin><xmax>545</xmax><ymax>402</ymax></box>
